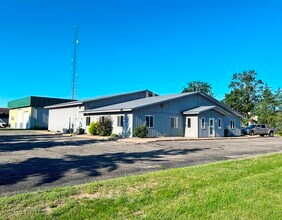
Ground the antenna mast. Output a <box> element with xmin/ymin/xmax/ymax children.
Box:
<box><xmin>71</xmin><ymin>25</ymin><xmax>79</xmax><ymax>100</ymax></box>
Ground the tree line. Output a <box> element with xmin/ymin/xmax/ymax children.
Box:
<box><xmin>182</xmin><ymin>70</ymin><xmax>282</xmax><ymax>133</ymax></box>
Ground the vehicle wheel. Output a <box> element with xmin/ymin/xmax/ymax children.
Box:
<box><xmin>249</xmin><ymin>131</ymin><xmax>254</xmax><ymax>136</ymax></box>
<box><xmin>260</xmin><ymin>134</ymin><xmax>264</xmax><ymax>137</ymax></box>
<box><xmin>269</xmin><ymin>131</ymin><xmax>274</xmax><ymax>137</ymax></box>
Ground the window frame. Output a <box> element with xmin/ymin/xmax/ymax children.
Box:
<box><xmin>86</xmin><ymin>117</ymin><xmax>91</xmax><ymax>126</ymax></box>
<box><xmin>187</xmin><ymin>117</ymin><xmax>191</xmax><ymax>128</ymax></box>
<box><xmin>145</xmin><ymin>115</ymin><xmax>154</xmax><ymax>128</ymax></box>
<box><xmin>230</xmin><ymin>120</ymin><xmax>235</xmax><ymax>130</ymax></box>
<box><xmin>201</xmin><ymin>117</ymin><xmax>205</xmax><ymax>129</ymax></box>
<box><xmin>218</xmin><ymin>118</ymin><xmax>222</xmax><ymax>129</ymax></box>
<box><xmin>117</xmin><ymin>115</ymin><xmax>124</xmax><ymax>127</ymax></box>
<box><xmin>170</xmin><ymin>117</ymin><xmax>179</xmax><ymax>128</ymax></box>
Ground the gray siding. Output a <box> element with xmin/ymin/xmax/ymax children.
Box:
<box><xmin>48</xmin><ymin>106</ymin><xmax>84</xmax><ymax>132</ymax></box>
<box><xmin>132</xmin><ymin>93</ymin><xmax>241</xmax><ymax>138</ymax></box>
<box><xmin>133</xmin><ymin>111</ymin><xmax>184</xmax><ymax>137</ymax></box>
<box><xmin>223</xmin><ymin>115</ymin><xmax>241</xmax><ymax>136</ymax></box>
<box><xmin>198</xmin><ymin>111</ymin><xmax>225</xmax><ymax>137</ymax></box>
<box><xmin>133</xmin><ymin>94</ymin><xmax>198</xmax><ymax>137</ymax></box>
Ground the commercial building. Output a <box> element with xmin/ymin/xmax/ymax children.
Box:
<box><xmin>8</xmin><ymin>96</ymin><xmax>73</xmax><ymax>129</ymax></box>
<box><xmin>83</xmin><ymin>92</ymin><xmax>243</xmax><ymax>138</ymax></box>
<box><xmin>47</xmin><ymin>90</ymin><xmax>243</xmax><ymax>138</ymax></box>
<box><xmin>46</xmin><ymin>90</ymin><xmax>157</xmax><ymax>133</ymax></box>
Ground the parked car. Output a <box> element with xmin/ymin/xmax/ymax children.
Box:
<box><xmin>0</xmin><ymin>119</ymin><xmax>7</xmax><ymax>128</ymax></box>
<box><xmin>241</xmin><ymin>124</ymin><xmax>275</xmax><ymax>137</ymax></box>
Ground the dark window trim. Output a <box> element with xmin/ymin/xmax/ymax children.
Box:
<box><xmin>145</xmin><ymin>115</ymin><xmax>154</xmax><ymax>128</ymax></box>
<box><xmin>201</xmin><ymin>117</ymin><xmax>205</xmax><ymax>129</ymax></box>
<box><xmin>86</xmin><ymin>116</ymin><xmax>91</xmax><ymax>126</ymax></box>
<box><xmin>117</xmin><ymin>115</ymin><xmax>124</xmax><ymax>127</ymax></box>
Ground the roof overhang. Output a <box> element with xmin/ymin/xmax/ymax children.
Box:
<box><xmin>198</xmin><ymin>93</ymin><xmax>245</xmax><ymax>118</ymax></box>
<box><xmin>45</xmin><ymin>102</ymin><xmax>83</xmax><ymax>109</ymax></box>
<box><xmin>183</xmin><ymin>106</ymin><xmax>231</xmax><ymax>116</ymax></box>
<box><xmin>83</xmin><ymin>108</ymin><xmax>132</xmax><ymax>115</ymax></box>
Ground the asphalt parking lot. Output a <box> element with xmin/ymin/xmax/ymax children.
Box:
<box><xmin>0</xmin><ymin>130</ymin><xmax>281</xmax><ymax>196</ymax></box>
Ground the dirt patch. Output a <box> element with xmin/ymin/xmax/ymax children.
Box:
<box><xmin>73</xmin><ymin>191</ymin><xmax>113</xmax><ymax>200</ymax></box>
<box><xmin>42</xmin><ymin>206</ymin><xmax>53</xmax><ymax>214</ymax></box>
<box><xmin>133</xmin><ymin>210</ymin><xmax>145</xmax><ymax>216</ymax></box>
<box><xmin>42</xmin><ymin>201</ymin><xmax>66</xmax><ymax>214</ymax></box>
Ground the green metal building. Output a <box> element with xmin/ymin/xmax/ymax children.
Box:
<box><xmin>8</xmin><ymin>96</ymin><xmax>73</xmax><ymax>129</ymax></box>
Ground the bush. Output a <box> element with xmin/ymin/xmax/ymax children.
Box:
<box><xmin>88</xmin><ymin>122</ymin><xmax>100</xmax><ymax>135</ymax></box>
<box><xmin>98</xmin><ymin>116</ymin><xmax>113</xmax><ymax>136</ymax></box>
<box><xmin>110</xmin><ymin>133</ymin><xmax>119</xmax><ymax>138</ymax></box>
<box><xmin>133</xmin><ymin>126</ymin><xmax>148</xmax><ymax>138</ymax></box>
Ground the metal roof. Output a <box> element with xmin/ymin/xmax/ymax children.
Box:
<box><xmin>8</xmin><ymin>96</ymin><xmax>74</xmax><ymax>109</ymax></box>
<box><xmin>83</xmin><ymin>92</ymin><xmax>244</xmax><ymax>118</ymax></box>
<box><xmin>45</xmin><ymin>90</ymin><xmax>158</xmax><ymax>109</ymax></box>
<box><xmin>183</xmin><ymin>106</ymin><xmax>230</xmax><ymax>116</ymax></box>
<box><xmin>83</xmin><ymin>92</ymin><xmax>199</xmax><ymax>114</ymax></box>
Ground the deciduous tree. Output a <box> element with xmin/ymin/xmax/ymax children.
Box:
<box><xmin>182</xmin><ymin>81</ymin><xmax>214</xmax><ymax>96</ymax></box>
<box><xmin>223</xmin><ymin>70</ymin><xmax>264</xmax><ymax>122</ymax></box>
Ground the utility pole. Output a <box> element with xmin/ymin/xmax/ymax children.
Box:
<box><xmin>71</xmin><ymin>25</ymin><xmax>79</xmax><ymax>100</ymax></box>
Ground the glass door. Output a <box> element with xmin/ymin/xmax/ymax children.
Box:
<box><xmin>209</xmin><ymin>118</ymin><xmax>215</xmax><ymax>137</ymax></box>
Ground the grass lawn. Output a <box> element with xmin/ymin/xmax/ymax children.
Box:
<box><xmin>0</xmin><ymin>154</ymin><xmax>281</xmax><ymax>220</ymax></box>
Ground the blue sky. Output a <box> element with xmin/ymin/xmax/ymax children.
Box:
<box><xmin>1</xmin><ymin>0</ymin><xmax>282</xmax><ymax>107</ymax></box>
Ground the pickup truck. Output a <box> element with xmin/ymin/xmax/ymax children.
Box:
<box><xmin>241</xmin><ymin>124</ymin><xmax>275</xmax><ymax>137</ymax></box>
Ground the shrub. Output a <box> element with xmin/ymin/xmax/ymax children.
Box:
<box><xmin>98</xmin><ymin>116</ymin><xmax>113</xmax><ymax>136</ymax></box>
<box><xmin>133</xmin><ymin>126</ymin><xmax>148</xmax><ymax>138</ymax></box>
<box><xmin>110</xmin><ymin>133</ymin><xmax>119</xmax><ymax>138</ymax></box>
<box><xmin>88</xmin><ymin>122</ymin><xmax>100</xmax><ymax>135</ymax></box>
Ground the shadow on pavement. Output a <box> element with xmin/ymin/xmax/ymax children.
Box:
<box><xmin>0</xmin><ymin>134</ymin><xmax>108</xmax><ymax>152</ymax></box>
<box><xmin>0</xmin><ymin>147</ymin><xmax>209</xmax><ymax>186</ymax></box>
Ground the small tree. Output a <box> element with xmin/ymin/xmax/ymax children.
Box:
<box><xmin>133</xmin><ymin>126</ymin><xmax>148</xmax><ymax>138</ymax></box>
<box><xmin>98</xmin><ymin>116</ymin><xmax>113</xmax><ymax>136</ymax></box>
<box><xmin>88</xmin><ymin>122</ymin><xmax>100</xmax><ymax>135</ymax></box>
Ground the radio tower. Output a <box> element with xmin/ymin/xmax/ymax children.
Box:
<box><xmin>71</xmin><ymin>25</ymin><xmax>79</xmax><ymax>100</ymax></box>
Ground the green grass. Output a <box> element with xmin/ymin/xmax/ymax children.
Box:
<box><xmin>1</xmin><ymin>154</ymin><xmax>282</xmax><ymax>220</ymax></box>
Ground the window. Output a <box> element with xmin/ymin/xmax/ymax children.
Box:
<box><xmin>201</xmin><ymin>117</ymin><xmax>205</xmax><ymax>129</ymax></box>
<box><xmin>145</xmin><ymin>115</ymin><xmax>154</xmax><ymax>128</ymax></box>
<box><xmin>117</xmin><ymin>115</ymin><xmax>124</xmax><ymax>127</ymax></box>
<box><xmin>171</xmin><ymin>117</ymin><xmax>179</xmax><ymax>128</ymax></box>
<box><xmin>230</xmin><ymin>120</ymin><xmax>235</xmax><ymax>129</ymax></box>
<box><xmin>86</xmin><ymin>117</ymin><xmax>91</xmax><ymax>126</ymax></box>
<box><xmin>187</xmin><ymin>118</ymin><xmax>191</xmax><ymax>128</ymax></box>
<box><xmin>261</xmin><ymin>124</ymin><xmax>266</xmax><ymax>129</ymax></box>
<box><xmin>218</xmin><ymin>118</ymin><xmax>222</xmax><ymax>129</ymax></box>
<box><xmin>100</xmin><ymin>116</ymin><xmax>105</xmax><ymax>122</ymax></box>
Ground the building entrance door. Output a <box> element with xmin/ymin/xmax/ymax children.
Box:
<box><xmin>209</xmin><ymin>118</ymin><xmax>215</xmax><ymax>137</ymax></box>
<box><xmin>184</xmin><ymin>116</ymin><xmax>198</xmax><ymax>138</ymax></box>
